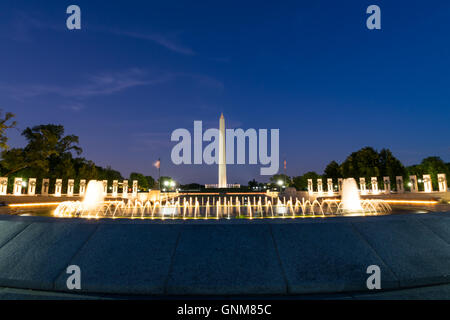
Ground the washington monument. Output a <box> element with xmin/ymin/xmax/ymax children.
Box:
<box><xmin>218</xmin><ymin>113</ymin><xmax>227</xmax><ymax>188</ymax></box>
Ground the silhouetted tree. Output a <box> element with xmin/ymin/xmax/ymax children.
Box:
<box><xmin>0</xmin><ymin>110</ymin><xmax>16</xmax><ymax>151</ymax></box>
<box><xmin>292</xmin><ymin>171</ymin><xmax>321</xmax><ymax>191</ymax></box>
<box><xmin>323</xmin><ymin>160</ymin><xmax>341</xmax><ymax>180</ymax></box>
<box><xmin>130</xmin><ymin>172</ymin><xmax>149</xmax><ymax>190</ymax></box>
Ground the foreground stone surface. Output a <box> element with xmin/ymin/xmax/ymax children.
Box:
<box><xmin>54</xmin><ymin>224</ymin><xmax>181</xmax><ymax>294</ymax></box>
<box><xmin>166</xmin><ymin>224</ymin><xmax>286</xmax><ymax>295</ymax></box>
<box><xmin>0</xmin><ymin>222</ymin><xmax>97</xmax><ymax>290</ymax></box>
<box><xmin>0</xmin><ymin>212</ymin><xmax>449</xmax><ymax>297</ymax></box>
<box><xmin>353</xmin><ymin>218</ymin><xmax>450</xmax><ymax>287</ymax></box>
<box><xmin>271</xmin><ymin>222</ymin><xmax>398</xmax><ymax>293</ymax></box>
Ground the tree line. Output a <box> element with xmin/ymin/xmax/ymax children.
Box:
<box><xmin>0</xmin><ymin>112</ymin><xmax>160</xmax><ymax>192</ymax></box>
<box><xmin>264</xmin><ymin>147</ymin><xmax>450</xmax><ymax>191</ymax></box>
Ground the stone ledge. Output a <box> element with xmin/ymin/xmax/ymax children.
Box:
<box><xmin>0</xmin><ymin>212</ymin><xmax>448</xmax><ymax>296</ymax></box>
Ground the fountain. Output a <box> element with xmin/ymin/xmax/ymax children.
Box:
<box><xmin>82</xmin><ymin>180</ymin><xmax>104</xmax><ymax>211</ymax></box>
<box><xmin>341</xmin><ymin>178</ymin><xmax>363</xmax><ymax>212</ymax></box>
<box><xmin>53</xmin><ymin>179</ymin><xmax>391</xmax><ymax>219</ymax></box>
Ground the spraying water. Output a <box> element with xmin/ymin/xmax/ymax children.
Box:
<box><xmin>54</xmin><ymin>179</ymin><xmax>391</xmax><ymax>218</ymax></box>
<box><xmin>82</xmin><ymin>180</ymin><xmax>104</xmax><ymax>211</ymax></box>
<box><xmin>341</xmin><ymin>178</ymin><xmax>363</xmax><ymax>212</ymax></box>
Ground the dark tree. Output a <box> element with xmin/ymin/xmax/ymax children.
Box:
<box><xmin>323</xmin><ymin>161</ymin><xmax>341</xmax><ymax>180</ymax></box>
<box><xmin>292</xmin><ymin>171</ymin><xmax>321</xmax><ymax>191</ymax></box>
<box><xmin>0</xmin><ymin>110</ymin><xmax>17</xmax><ymax>151</ymax></box>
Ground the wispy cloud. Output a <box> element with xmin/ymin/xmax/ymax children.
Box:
<box><xmin>3</xmin><ymin>11</ymin><xmax>195</xmax><ymax>56</ymax></box>
<box><xmin>0</xmin><ymin>69</ymin><xmax>224</xmax><ymax>112</ymax></box>
<box><xmin>0</xmin><ymin>68</ymin><xmax>172</xmax><ymax>101</ymax></box>
<box><xmin>111</xmin><ymin>30</ymin><xmax>195</xmax><ymax>56</ymax></box>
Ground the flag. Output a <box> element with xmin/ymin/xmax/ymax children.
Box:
<box><xmin>154</xmin><ymin>159</ymin><xmax>160</xmax><ymax>169</ymax></box>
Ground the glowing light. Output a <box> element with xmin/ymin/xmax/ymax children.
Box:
<box><xmin>384</xmin><ymin>200</ymin><xmax>438</xmax><ymax>205</ymax></box>
<box><xmin>82</xmin><ymin>180</ymin><xmax>104</xmax><ymax>211</ymax></box>
<box><xmin>277</xmin><ymin>180</ymin><xmax>283</xmax><ymax>186</ymax></box>
<box><xmin>341</xmin><ymin>178</ymin><xmax>363</xmax><ymax>212</ymax></box>
<box><xmin>9</xmin><ymin>202</ymin><xmax>61</xmax><ymax>208</ymax></box>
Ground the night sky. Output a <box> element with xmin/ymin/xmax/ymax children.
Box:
<box><xmin>1</xmin><ymin>0</ymin><xmax>449</xmax><ymax>184</ymax></box>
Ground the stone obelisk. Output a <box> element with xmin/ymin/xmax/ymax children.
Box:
<box><xmin>218</xmin><ymin>113</ymin><xmax>227</xmax><ymax>188</ymax></box>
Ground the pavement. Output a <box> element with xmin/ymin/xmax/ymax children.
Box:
<box><xmin>0</xmin><ymin>212</ymin><xmax>449</xmax><ymax>299</ymax></box>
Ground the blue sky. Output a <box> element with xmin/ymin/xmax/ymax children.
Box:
<box><xmin>1</xmin><ymin>0</ymin><xmax>449</xmax><ymax>184</ymax></box>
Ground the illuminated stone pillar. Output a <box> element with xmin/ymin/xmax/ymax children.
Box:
<box><xmin>423</xmin><ymin>174</ymin><xmax>432</xmax><ymax>193</ymax></box>
<box><xmin>409</xmin><ymin>175</ymin><xmax>418</xmax><ymax>193</ymax></box>
<box><xmin>122</xmin><ymin>180</ymin><xmax>128</xmax><ymax>198</ymax></box>
<box><xmin>112</xmin><ymin>180</ymin><xmax>118</xmax><ymax>197</ymax></box>
<box><xmin>359</xmin><ymin>178</ymin><xmax>367</xmax><ymax>195</ymax></box>
<box><xmin>102</xmin><ymin>180</ymin><xmax>108</xmax><ymax>196</ymax></box>
<box><xmin>438</xmin><ymin>174</ymin><xmax>447</xmax><ymax>192</ymax></box>
<box><xmin>41</xmin><ymin>179</ymin><xmax>49</xmax><ymax>195</ymax></box>
<box><xmin>396</xmin><ymin>176</ymin><xmax>404</xmax><ymax>193</ymax></box>
<box><xmin>13</xmin><ymin>178</ymin><xmax>22</xmax><ymax>195</ymax></box>
<box><xmin>67</xmin><ymin>179</ymin><xmax>74</xmax><ymax>196</ymax></box>
<box><xmin>371</xmin><ymin>177</ymin><xmax>379</xmax><ymax>194</ymax></box>
<box><xmin>307</xmin><ymin>179</ymin><xmax>313</xmax><ymax>194</ymax></box>
<box><xmin>79</xmin><ymin>179</ymin><xmax>86</xmax><ymax>196</ymax></box>
<box><xmin>317</xmin><ymin>179</ymin><xmax>323</xmax><ymax>194</ymax></box>
<box><xmin>28</xmin><ymin>178</ymin><xmax>37</xmax><ymax>195</ymax></box>
<box><xmin>383</xmin><ymin>176</ymin><xmax>390</xmax><ymax>194</ymax></box>
<box><xmin>132</xmin><ymin>180</ymin><xmax>138</xmax><ymax>197</ymax></box>
<box><xmin>338</xmin><ymin>178</ymin><xmax>343</xmax><ymax>194</ymax></box>
<box><xmin>0</xmin><ymin>177</ymin><xmax>7</xmax><ymax>195</ymax></box>
<box><xmin>54</xmin><ymin>179</ymin><xmax>62</xmax><ymax>197</ymax></box>
<box><xmin>327</xmin><ymin>178</ymin><xmax>333</xmax><ymax>195</ymax></box>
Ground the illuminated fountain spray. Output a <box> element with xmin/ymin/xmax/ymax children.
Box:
<box><xmin>82</xmin><ymin>180</ymin><xmax>104</xmax><ymax>211</ymax></box>
<box><xmin>341</xmin><ymin>178</ymin><xmax>363</xmax><ymax>212</ymax></box>
<box><xmin>54</xmin><ymin>180</ymin><xmax>391</xmax><ymax>219</ymax></box>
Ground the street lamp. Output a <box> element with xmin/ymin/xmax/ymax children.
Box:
<box><xmin>277</xmin><ymin>180</ymin><xmax>283</xmax><ymax>192</ymax></box>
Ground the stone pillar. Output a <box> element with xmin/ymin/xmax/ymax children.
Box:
<box><xmin>383</xmin><ymin>176</ymin><xmax>390</xmax><ymax>194</ymax></box>
<box><xmin>0</xmin><ymin>177</ymin><xmax>8</xmax><ymax>195</ymax></box>
<box><xmin>13</xmin><ymin>178</ymin><xmax>22</xmax><ymax>195</ymax></box>
<box><xmin>327</xmin><ymin>178</ymin><xmax>333</xmax><ymax>195</ymax></box>
<box><xmin>79</xmin><ymin>179</ymin><xmax>86</xmax><ymax>196</ymax></box>
<box><xmin>396</xmin><ymin>176</ymin><xmax>404</xmax><ymax>193</ymax></box>
<box><xmin>359</xmin><ymin>178</ymin><xmax>367</xmax><ymax>195</ymax></box>
<box><xmin>438</xmin><ymin>174</ymin><xmax>447</xmax><ymax>192</ymax></box>
<box><xmin>371</xmin><ymin>177</ymin><xmax>379</xmax><ymax>194</ymax></box>
<box><xmin>67</xmin><ymin>179</ymin><xmax>74</xmax><ymax>196</ymax></box>
<box><xmin>423</xmin><ymin>174</ymin><xmax>432</xmax><ymax>193</ymax></box>
<box><xmin>41</xmin><ymin>179</ymin><xmax>50</xmax><ymax>195</ymax></box>
<box><xmin>103</xmin><ymin>180</ymin><xmax>108</xmax><ymax>196</ymax></box>
<box><xmin>338</xmin><ymin>178</ymin><xmax>343</xmax><ymax>194</ymax></box>
<box><xmin>317</xmin><ymin>179</ymin><xmax>323</xmax><ymax>194</ymax></box>
<box><xmin>307</xmin><ymin>179</ymin><xmax>313</xmax><ymax>194</ymax></box>
<box><xmin>112</xmin><ymin>180</ymin><xmax>118</xmax><ymax>197</ymax></box>
<box><xmin>409</xmin><ymin>175</ymin><xmax>418</xmax><ymax>193</ymax></box>
<box><xmin>122</xmin><ymin>180</ymin><xmax>128</xmax><ymax>198</ymax></box>
<box><xmin>55</xmin><ymin>179</ymin><xmax>62</xmax><ymax>197</ymax></box>
<box><xmin>132</xmin><ymin>180</ymin><xmax>138</xmax><ymax>197</ymax></box>
<box><xmin>28</xmin><ymin>178</ymin><xmax>37</xmax><ymax>195</ymax></box>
